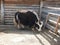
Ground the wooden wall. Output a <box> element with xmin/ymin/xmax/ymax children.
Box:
<box><xmin>4</xmin><ymin>0</ymin><xmax>60</xmax><ymax>6</ymax></box>
<box><xmin>0</xmin><ymin>0</ymin><xmax>60</xmax><ymax>25</ymax></box>
<box><xmin>0</xmin><ymin>1</ymin><xmax>1</xmax><ymax>23</ymax></box>
<box><xmin>0</xmin><ymin>0</ymin><xmax>40</xmax><ymax>25</ymax></box>
<box><xmin>4</xmin><ymin>0</ymin><xmax>40</xmax><ymax>5</ymax></box>
<box><xmin>4</xmin><ymin>2</ymin><xmax>40</xmax><ymax>25</ymax></box>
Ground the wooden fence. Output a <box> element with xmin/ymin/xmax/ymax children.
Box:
<box><xmin>4</xmin><ymin>4</ymin><xmax>40</xmax><ymax>25</ymax></box>
<box><xmin>0</xmin><ymin>0</ymin><xmax>41</xmax><ymax>25</ymax></box>
<box><xmin>1</xmin><ymin>4</ymin><xmax>40</xmax><ymax>25</ymax></box>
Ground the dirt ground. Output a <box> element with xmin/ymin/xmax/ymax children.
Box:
<box><xmin>0</xmin><ymin>25</ymin><xmax>60</xmax><ymax>45</ymax></box>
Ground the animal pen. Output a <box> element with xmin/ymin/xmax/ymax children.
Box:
<box><xmin>0</xmin><ymin>0</ymin><xmax>60</xmax><ymax>45</ymax></box>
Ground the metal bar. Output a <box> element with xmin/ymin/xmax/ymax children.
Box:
<box><xmin>1</xmin><ymin>0</ymin><xmax>4</xmax><ymax>24</ymax></box>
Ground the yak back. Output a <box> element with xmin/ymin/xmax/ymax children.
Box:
<box><xmin>17</xmin><ymin>11</ymin><xmax>38</xmax><ymax>27</ymax></box>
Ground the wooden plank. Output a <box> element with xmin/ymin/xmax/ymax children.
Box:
<box><xmin>4</xmin><ymin>4</ymin><xmax>40</xmax><ymax>25</ymax></box>
<box><xmin>59</xmin><ymin>17</ymin><xmax>60</xmax><ymax>23</ymax></box>
<box><xmin>4</xmin><ymin>11</ymin><xmax>17</xmax><ymax>12</ymax></box>
<box><xmin>4</xmin><ymin>4</ymin><xmax>39</xmax><ymax>7</ymax></box>
<box><xmin>49</xmin><ymin>17</ymin><xmax>57</xmax><ymax>21</ymax></box>
<box><xmin>5</xmin><ymin>13</ymin><xmax>15</xmax><ymax>16</ymax></box>
<box><xmin>58</xmin><ymin>30</ymin><xmax>60</xmax><ymax>35</ymax></box>
<box><xmin>0</xmin><ymin>25</ymin><xmax>15</xmax><ymax>28</ymax></box>
<box><xmin>4</xmin><ymin>6</ymin><xmax>39</xmax><ymax>8</ymax></box>
<box><xmin>48</xmin><ymin>19</ymin><xmax>60</xmax><ymax>29</ymax></box>
<box><xmin>5</xmin><ymin>19</ymin><xmax>13</xmax><ymax>21</ymax></box>
<box><xmin>5</xmin><ymin>14</ymin><xmax>14</xmax><ymax>16</ymax></box>
<box><xmin>46</xmin><ymin>23</ymin><xmax>55</xmax><ymax>31</ymax></box>
<box><xmin>43</xmin><ymin>14</ymin><xmax>50</xmax><ymax>29</ymax></box>
<box><xmin>4</xmin><ymin>0</ymin><xmax>40</xmax><ymax>5</ymax></box>
<box><xmin>5</xmin><ymin>20</ymin><xmax>13</xmax><ymax>22</ymax></box>
<box><xmin>4</xmin><ymin>14</ymin><xmax>15</xmax><ymax>15</ymax></box>
<box><xmin>49</xmin><ymin>19</ymin><xmax>60</xmax><ymax>25</ymax></box>
<box><xmin>39</xmin><ymin>0</ymin><xmax>43</xmax><ymax>20</ymax></box>
<box><xmin>4</xmin><ymin>16</ymin><xmax>14</xmax><ymax>18</ymax></box>
<box><xmin>5</xmin><ymin>23</ymin><xmax>13</xmax><ymax>25</ymax></box>
<box><xmin>4</xmin><ymin>4</ymin><xmax>40</xmax><ymax>7</ymax></box>
<box><xmin>54</xmin><ymin>16</ymin><xmax>60</xmax><ymax>33</ymax></box>
<box><xmin>4</xmin><ymin>18</ymin><xmax>14</xmax><ymax>19</ymax></box>
<box><xmin>43</xmin><ymin>11</ymin><xmax>60</xmax><ymax>16</ymax></box>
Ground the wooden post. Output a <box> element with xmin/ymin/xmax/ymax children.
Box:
<box><xmin>54</xmin><ymin>16</ymin><xmax>60</xmax><ymax>34</ymax></box>
<box><xmin>1</xmin><ymin>0</ymin><xmax>4</xmax><ymax>24</ymax></box>
<box><xmin>39</xmin><ymin>0</ymin><xmax>43</xmax><ymax>20</ymax></box>
<box><xmin>43</xmin><ymin>14</ymin><xmax>50</xmax><ymax>29</ymax></box>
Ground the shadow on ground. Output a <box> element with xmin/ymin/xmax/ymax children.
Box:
<box><xmin>0</xmin><ymin>25</ymin><xmax>60</xmax><ymax>45</ymax></box>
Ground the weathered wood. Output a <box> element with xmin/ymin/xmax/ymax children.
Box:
<box><xmin>4</xmin><ymin>16</ymin><xmax>14</xmax><ymax>17</ymax></box>
<box><xmin>4</xmin><ymin>18</ymin><xmax>13</xmax><ymax>20</ymax></box>
<box><xmin>54</xmin><ymin>16</ymin><xmax>60</xmax><ymax>33</ymax></box>
<box><xmin>1</xmin><ymin>0</ymin><xmax>4</xmax><ymax>24</ymax></box>
<box><xmin>43</xmin><ymin>14</ymin><xmax>50</xmax><ymax>29</ymax></box>
<box><xmin>5</xmin><ymin>22</ymin><xmax>13</xmax><ymax>24</ymax></box>
<box><xmin>59</xmin><ymin>17</ymin><xmax>60</xmax><ymax>23</ymax></box>
<box><xmin>4</xmin><ymin>0</ymin><xmax>40</xmax><ymax>5</ymax></box>
<box><xmin>46</xmin><ymin>23</ymin><xmax>55</xmax><ymax>31</ymax></box>
<box><xmin>0</xmin><ymin>13</ymin><xmax>1</xmax><ymax>23</ymax></box>
<box><xmin>43</xmin><ymin>11</ymin><xmax>60</xmax><ymax>34</ymax></box>
<box><xmin>49</xmin><ymin>17</ymin><xmax>57</xmax><ymax>21</ymax></box>
<box><xmin>4</xmin><ymin>4</ymin><xmax>40</xmax><ymax>25</ymax></box>
<box><xmin>39</xmin><ymin>0</ymin><xmax>43</xmax><ymax>20</ymax></box>
<box><xmin>49</xmin><ymin>19</ymin><xmax>60</xmax><ymax>26</ymax></box>
<box><xmin>43</xmin><ymin>11</ymin><xmax>60</xmax><ymax>16</ymax></box>
<box><xmin>0</xmin><ymin>25</ymin><xmax>15</xmax><ymax>28</ymax></box>
<box><xmin>48</xmin><ymin>19</ymin><xmax>60</xmax><ymax>29</ymax></box>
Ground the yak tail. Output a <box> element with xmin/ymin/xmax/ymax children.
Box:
<box><xmin>13</xmin><ymin>12</ymin><xmax>19</xmax><ymax>25</ymax></box>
